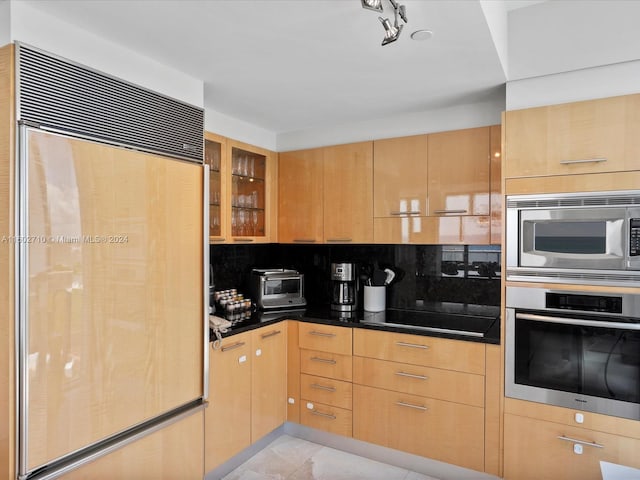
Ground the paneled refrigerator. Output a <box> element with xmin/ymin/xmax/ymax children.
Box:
<box><xmin>15</xmin><ymin>45</ymin><xmax>207</xmax><ymax>479</ymax></box>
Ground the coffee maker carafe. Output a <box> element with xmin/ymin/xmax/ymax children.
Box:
<box><xmin>330</xmin><ymin>262</ymin><xmax>357</xmax><ymax>311</ymax></box>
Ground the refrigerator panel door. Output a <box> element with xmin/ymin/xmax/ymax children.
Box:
<box><xmin>25</xmin><ymin>130</ymin><xmax>204</xmax><ymax>470</ymax></box>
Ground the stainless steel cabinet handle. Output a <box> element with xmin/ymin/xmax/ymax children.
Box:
<box><xmin>559</xmin><ymin>158</ymin><xmax>607</xmax><ymax>165</ymax></box>
<box><xmin>557</xmin><ymin>435</ymin><xmax>604</xmax><ymax>449</ymax></box>
<box><xmin>233</xmin><ymin>238</ymin><xmax>255</xmax><ymax>242</ymax></box>
<box><xmin>395</xmin><ymin>341</ymin><xmax>429</xmax><ymax>350</ymax></box>
<box><xmin>516</xmin><ymin>313</ymin><xmax>640</xmax><ymax>331</ymax></box>
<box><xmin>221</xmin><ymin>341</ymin><xmax>245</xmax><ymax>352</ymax></box>
<box><xmin>395</xmin><ymin>371</ymin><xmax>428</xmax><ymax>381</ymax></box>
<box><xmin>395</xmin><ymin>401</ymin><xmax>428</xmax><ymax>411</ymax></box>
<box><xmin>310</xmin><ymin>383</ymin><xmax>336</xmax><ymax>392</ymax></box>
<box><xmin>261</xmin><ymin>330</ymin><xmax>281</xmax><ymax>339</ymax></box>
<box><xmin>210</xmin><ymin>237</ymin><xmax>226</xmax><ymax>242</ymax></box>
<box><xmin>310</xmin><ymin>356</ymin><xmax>337</xmax><ymax>365</ymax></box>
<box><xmin>293</xmin><ymin>239</ymin><xmax>316</xmax><ymax>243</ymax></box>
<box><xmin>390</xmin><ymin>210</ymin><xmax>421</xmax><ymax>216</ymax></box>
<box><xmin>310</xmin><ymin>409</ymin><xmax>336</xmax><ymax>420</ymax></box>
<box><xmin>310</xmin><ymin>331</ymin><xmax>336</xmax><ymax>338</ymax></box>
<box><xmin>433</xmin><ymin>209</ymin><xmax>468</xmax><ymax>215</ymax></box>
<box><xmin>326</xmin><ymin>238</ymin><xmax>352</xmax><ymax>242</ymax></box>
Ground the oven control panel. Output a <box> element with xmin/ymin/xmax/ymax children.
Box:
<box><xmin>631</xmin><ymin>218</ymin><xmax>640</xmax><ymax>257</ymax></box>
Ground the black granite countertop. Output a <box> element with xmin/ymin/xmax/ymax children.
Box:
<box><xmin>210</xmin><ymin>302</ymin><xmax>500</xmax><ymax>345</ymax></box>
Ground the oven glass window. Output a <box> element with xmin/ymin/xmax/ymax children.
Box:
<box><xmin>515</xmin><ymin>318</ymin><xmax>640</xmax><ymax>404</ymax></box>
<box><xmin>533</xmin><ymin>221</ymin><xmax>606</xmax><ymax>254</ymax></box>
<box><xmin>264</xmin><ymin>279</ymin><xmax>299</xmax><ymax>295</ymax></box>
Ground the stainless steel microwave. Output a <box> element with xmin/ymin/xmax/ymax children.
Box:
<box><xmin>506</xmin><ymin>191</ymin><xmax>640</xmax><ymax>286</ymax></box>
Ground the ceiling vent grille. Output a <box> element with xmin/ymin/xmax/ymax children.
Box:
<box><xmin>17</xmin><ymin>44</ymin><xmax>203</xmax><ymax>162</ymax></box>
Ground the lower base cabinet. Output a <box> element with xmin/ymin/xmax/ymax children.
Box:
<box><xmin>353</xmin><ymin>384</ymin><xmax>485</xmax><ymax>472</ymax></box>
<box><xmin>205</xmin><ymin>323</ymin><xmax>286</xmax><ymax>473</ymax></box>
<box><xmin>504</xmin><ymin>413</ymin><xmax>640</xmax><ymax>480</ymax></box>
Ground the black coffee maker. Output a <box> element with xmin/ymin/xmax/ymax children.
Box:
<box><xmin>330</xmin><ymin>262</ymin><xmax>357</xmax><ymax>312</ymax></box>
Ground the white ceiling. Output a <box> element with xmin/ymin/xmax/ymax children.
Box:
<box><xmin>18</xmin><ymin>0</ymin><xmax>640</xmax><ymax>136</ymax></box>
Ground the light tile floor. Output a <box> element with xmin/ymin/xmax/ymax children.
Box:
<box><xmin>222</xmin><ymin>435</ymin><xmax>441</xmax><ymax>480</ymax></box>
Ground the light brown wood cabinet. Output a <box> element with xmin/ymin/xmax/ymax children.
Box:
<box><xmin>278</xmin><ymin>142</ymin><xmax>373</xmax><ymax>244</ymax></box>
<box><xmin>504</xmin><ymin>93</ymin><xmax>640</xmax><ymax>180</ymax></box>
<box><xmin>278</xmin><ymin>148</ymin><xmax>324</xmax><ymax>244</ymax></box>
<box><xmin>205</xmin><ymin>323</ymin><xmax>286</xmax><ymax>473</ymax></box>
<box><xmin>504</xmin><ymin>413</ymin><xmax>640</xmax><ymax>480</ymax></box>
<box><xmin>299</xmin><ymin>323</ymin><xmax>353</xmax><ymax>437</ymax></box>
<box><xmin>373</xmin><ymin>126</ymin><xmax>499</xmax><ymax>245</ymax></box>
<box><xmin>205</xmin><ymin>133</ymin><xmax>278</xmax><ymax>244</ymax></box>
<box><xmin>504</xmin><ymin>398</ymin><xmax>640</xmax><ymax>480</ymax></box>
<box><xmin>373</xmin><ymin>134</ymin><xmax>429</xmax><ymax>218</ymax></box>
<box><xmin>352</xmin><ymin>328</ymin><xmax>497</xmax><ymax>474</ymax></box>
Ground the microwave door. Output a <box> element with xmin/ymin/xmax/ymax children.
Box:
<box><xmin>519</xmin><ymin>208</ymin><xmax>626</xmax><ymax>270</ymax></box>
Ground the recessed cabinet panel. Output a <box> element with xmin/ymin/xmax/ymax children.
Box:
<box><xmin>373</xmin><ymin>135</ymin><xmax>428</xmax><ymax>218</ymax></box>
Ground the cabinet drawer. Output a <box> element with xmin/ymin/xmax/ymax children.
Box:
<box><xmin>298</xmin><ymin>323</ymin><xmax>352</xmax><ymax>355</ymax></box>
<box><xmin>300</xmin><ymin>349</ymin><xmax>352</xmax><ymax>382</ymax></box>
<box><xmin>352</xmin><ymin>356</ymin><xmax>484</xmax><ymax>407</ymax></box>
<box><xmin>353</xmin><ymin>384</ymin><xmax>484</xmax><ymax>472</ymax></box>
<box><xmin>300</xmin><ymin>374</ymin><xmax>352</xmax><ymax>410</ymax></box>
<box><xmin>301</xmin><ymin>400</ymin><xmax>352</xmax><ymax>438</ymax></box>
<box><xmin>504</xmin><ymin>413</ymin><xmax>640</xmax><ymax>480</ymax></box>
<box><xmin>353</xmin><ymin>329</ymin><xmax>485</xmax><ymax>375</ymax></box>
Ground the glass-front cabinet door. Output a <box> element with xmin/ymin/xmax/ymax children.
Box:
<box><xmin>231</xmin><ymin>146</ymin><xmax>266</xmax><ymax>239</ymax></box>
<box><xmin>204</xmin><ymin>132</ymin><xmax>227</xmax><ymax>242</ymax></box>
<box><xmin>205</xmin><ymin>133</ymin><xmax>275</xmax><ymax>244</ymax></box>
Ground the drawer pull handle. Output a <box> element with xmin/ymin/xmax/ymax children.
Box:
<box><xmin>261</xmin><ymin>330</ymin><xmax>282</xmax><ymax>339</ymax></box>
<box><xmin>557</xmin><ymin>436</ymin><xmax>604</xmax><ymax>449</ymax></box>
<box><xmin>293</xmin><ymin>239</ymin><xmax>316</xmax><ymax>243</ymax></box>
<box><xmin>221</xmin><ymin>341</ymin><xmax>245</xmax><ymax>352</ymax></box>
<box><xmin>390</xmin><ymin>210</ymin><xmax>421</xmax><ymax>216</ymax></box>
<box><xmin>395</xmin><ymin>401</ymin><xmax>428</xmax><ymax>411</ymax></box>
<box><xmin>395</xmin><ymin>371</ymin><xmax>428</xmax><ymax>381</ymax></box>
<box><xmin>395</xmin><ymin>341</ymin><xmax>429</xmax><ymax>350</ymax></box>
<box><xmin>309</xmin><ymin>331</ymin><xmax>336</xmax><ymax>338</ymax></box>
<box><xmin>310</xmin><ymin>383</ymin><xmax>336</xmax><ymax>392</ymax></box>
<box><xmin>210</xmin><ymin>237</ymin><xmax>226</xmax><ymax>242</ymax></box>
<box><xmin>310</xmin><ymin>356</ymin><xmax>337</xmax><ymax>365</ymax></box>
<box><xmin>559</xmin><ymin>157</ymin><xmax>607</xmax><ymax>165</ymax></box>
<box><xmin>310</xmin><ymin>409</ymin><xmax>337</xmax><ymax>420</ymax></box>
<box><xmin>233</xmin><ymin>238</ymin><xmax>255</xmax><ymax>242</ymax></box>
<box><xmin>433</xmin><ymin>209</ymin><xmax>468</xmax><ymax>215</ymax></box>
<box><xmin>326</xmin><ymin>238</ymin><xmax>352</xmax><ymax>242</ymax></box>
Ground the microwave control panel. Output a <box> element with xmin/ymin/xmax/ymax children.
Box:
<box><xmin>631</xmin><ymin>218</ymin><xmax>640</xmax><ymax>257</ymax></box>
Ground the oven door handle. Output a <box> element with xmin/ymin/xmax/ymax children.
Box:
<box><xmin>516</xmin><ymin>313</ymin><xmax>640</xmax><ymax>331</ymax></box>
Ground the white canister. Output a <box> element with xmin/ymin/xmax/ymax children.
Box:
<box><xmin>364</xmin><ymin>285</ymin><xmax>386</xmax><ymax>312</ymax></box>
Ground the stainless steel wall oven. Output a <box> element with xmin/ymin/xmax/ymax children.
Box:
<box><xmin>506</xmin><ymin>286</ymin><xmax>640</xmax><ymax>420</ymax></box>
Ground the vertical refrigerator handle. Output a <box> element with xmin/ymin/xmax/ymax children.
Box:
<box><xmin>203</xmin><ymin>163</ymin><xmax>210</xmax><ymax>401</ymax></box>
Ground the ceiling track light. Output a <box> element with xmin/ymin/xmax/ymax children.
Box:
<box><xmin>361</xmin><ymin>0</ymin><xmax>408</xmax><ymax>46</ymax></box>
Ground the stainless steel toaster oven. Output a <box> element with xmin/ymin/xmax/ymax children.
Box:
<box><xmin>249</xmin><ymin>268</ymin><xmax>306</xmax><ymax>310</ymax></box>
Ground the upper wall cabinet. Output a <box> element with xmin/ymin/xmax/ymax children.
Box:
<box><xmin>374</xmin><ymin>126</ymin><xmax>498</xmax><ymax>245</ymax></box>
<box><xmin>278</xmin><ymin>142</ymin><xmax>373</xmax><ymax>244</ymax></box>
<box><xmin>205</xmin><ymin>133</ymin><xmax>277</xmax><ymax>244</ymax></box>
<box><xmin>323</xmin><ymin>142</ymin><xmax>373</xmax><ymax>244</ymax></box>
<box><xmin>373</xmin><ymin>135</ymin><xmax>428</xmax><ymax>218</ymax></box>
<box><xmin>427</xmin><ymin>126</ymin><xmax>491</xmax><ymax>217</ymax></box>
<box><xmin>504</xmin><ymin>94</ymin><xmax>640</xmax><ymax>179</ymax></box>
<box><xmin>278</xmin><ymin>148</ymin><xmax>324</xmax><ymax>244</ymax></box>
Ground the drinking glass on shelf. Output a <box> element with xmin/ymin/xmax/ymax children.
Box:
<box><xmin>252</xmin><ymin>210</ymin><xmax>258</xmax><ymax>236</ymax></box>
<box><xmin>231</xmin><ymin>210</ymin><xmax>237</xmax><ymax>236</ymax></box>
<box><xmin>248</xmin><ymin>157</ymin><xmax>255</xmax><ymax>178</ymax></box>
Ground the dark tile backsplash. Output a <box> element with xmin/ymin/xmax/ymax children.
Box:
<box><xmin>210</xmin><ymin>244</ymin><xmax>500</xmax><ymax>310</ymax></box>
